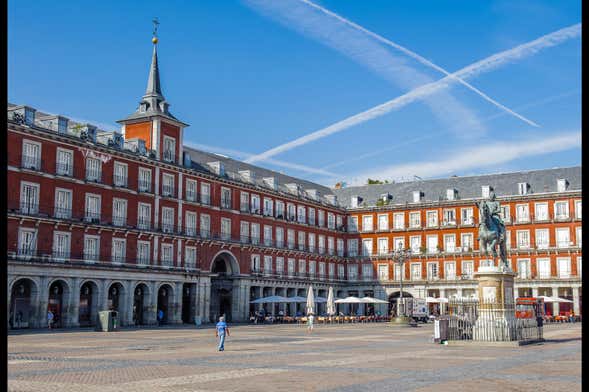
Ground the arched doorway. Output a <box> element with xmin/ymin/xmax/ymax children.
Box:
<box><xmin>133</xmin><ymin>284</ymin><xmax>149</xmax><ymax>326</ymax></box>
<box><xmin>48</xmin><ymin>280</ymin><xmax>69</xmax><ymax>328</ymax></box>
<box><xmin>209</xmin><ymin>251</ymin><xmax>240</xmax><ymax>323</ymax></box>
<box><xmin>388</xmin><ymin>291</ymin><xmax>413</xmax><ymax>317</ymax></box>
<box><xmin>107</xmin><ymin>282</ymin><xmax>125</xmax><ymax>313</ymax></box>
<box><xmin>9</xmin><ymin>278</ymin><xmax>38</xmax><ymax>329</ymax></box>
<box><xmin>157</xmin><ymin>284</ymin><xmax>173</xmax><ymax>324</ymax></box>
<box><xmin>79</xmin><ymin>281</ymin><xmax>98</xmax><ymax>327</ymax></box>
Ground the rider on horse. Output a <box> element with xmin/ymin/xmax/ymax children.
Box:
<box><xmin>485</xmin><ymin>190</ymin><xmax>505</xmax><ymax>239</ymax></box>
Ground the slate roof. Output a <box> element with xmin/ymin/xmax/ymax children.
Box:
<box><xmin>332</xmin><ymin>166</ymin><xmax>582</xmax><ymax>208</ymax></box>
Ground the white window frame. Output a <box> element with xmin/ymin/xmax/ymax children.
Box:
<box><xmin>160</xmin><ymin>243</ymin><xmax>174</xmax><ymax>267</ymax></box>
<box><xmin>221</xmin><ymin>218</ymin><xmax>231</xmax><ymax>240</ymax></box>
<box><xmin>137</xmin><ymin>202</ymin><xmax>152</xmax><ymax>229</ymax></box>
<box><xmin>378</xmin><ymin>264</ymin><xmax>389</xmax><ymax>280</ymax></box>
<box><xmin>84</xmin><ymin>193</ymin><xmax>101</xmax><ymax>222</ymax></box>
<box><xmin>111</xmin><ymin>238</ymin><xmax>126</xmax><ymax>264</ymax></box>
<box><xmin>112</xmin><ymin>198</ymin><xmax>128</xmax><ymax>227</ymax></box>
<box><xmin>185</xmin><ymin>246</ymin><xmax>197</xmax><ymax>269</ymax></box>
<box><xmin>534</xmin><ymin>202</ymin><xmax>549</xmax><ymax>221</ymax></box>
<box><xmin>162</xmin><ymin>173</ymin><xmax>175</xmax><ymax>197</ymax></box>
<box><xmin>393</xmin><ymin>213</ymin><xmax>405</xmax><ymax>229</ymax></box>
<box><xmin>443</xmin><ymin>234</ymin><xmax>456</xmax><ymax>253</ymax></box>
<box><xmin>185</xmin><ymin>211</ymin><xmax>197</xmax><ymax>236</ymax></box>
<box><xmin>22</xmin><ymin>139</ymin><xmax>42</xmax><ymax>170</ymax></box>
<box><xmin>556</xmin><ymin>257</ymin><xmax>571</xmax><ymax>279</ymax></box>
<box><xmin>113</xmin><ymin>161</ymin><xmax>128</xmax><ymax>187</ymax></box>
<box><xmin>200</xmin><ymin>214</ymin><xmax>211</xmax><ymax>238</ymax></box>
<box><xmin>556</xmin><ymin>227</ymin><xmax>571</xmax><ymax>248</ymax></box>
<box><xmin>554</xmin><ymin>201</ymin><xmax>569</xmax><ymax>220</ymax></box>
<box><xmin>138</xmin><ymin>167</ymin><xmax>152</xmax><ymax>193</ymax></box>
<box><xmin>83</xmin><ymin>234</ymin><xmax>100</xmax><ymax>262</ymax></box>
<box><xmin>85</xmin><ymin>156</ymin><xmax>102</xmax><ymax>182</ymax></box>
<box><xmin>515</xmin><ymin>204</ymin><xmax>530</xmax><ymax>223</ymax></box>
<box><xmin>200</xmin><ymin>182</ymin><xmax>211</xmax><ymax>205</ymax></box>
<box><xmin>377</xmin><ymin>214</ymin><xmax>389</xmax><ymax>231</ymax></box>
<box><xmin>377</xmin><ymin>237</ymin><xmax>388</xmax><ymax>255</ymax></box>
<box><xmin>516</xmin><ymin>230</ymin><xmax>530</xmax><ymax>249</ymax></box>
<box><xmin>362</xmin><ymin>239</ymin><xmax>373</xmax><ymax>256</ymax></box>
<box><xmin>461</xmin><ymin>233</ymin><xmax>473</xmax><ymax>252</ymax></box>
<box><xmin>426</xmin><ymin>210</ymin><xmax>438</xmax><ymax>228</ymax></box>
<box><xmin>537</xmin><ymin>257</ymin><xmax>551</xmax><ymax>279</ymax></box>
<box><xmin>185</xmin><ymin>178</ymin><xmax>197</xmax><ymax>201</ymax></box>
<box><xmin>576</xmin><ymin>226</ymin><xmax>582</xmax><ymax>248</ymax></box>
<box><xmin>409</xmin><ymin>212</ymin><xmax>421</xmax><ymax>228</ymax></box>
<box><xmin>137</xmin><ymin>241</ymin><xmax>151</xmax><ymax>266</ymax></box>
<box><xmin>535</xmin><ymin>228</ymin><xmax>549</xmax><ymax>249</ymax></box>
<box><xmin>54</xmin><ymin>187</ymin><xmax>72</xmax><ymax>219</ymax></box>
<box><xmin>161</xmin><ymin>207</ymin><xmax>175</xmax><ymax>233</ymax></box>
<box><xmin>53</xmin><ymin>231</ymin><xmax>71</xmax><ymax>261</ymax></box>
<box><xmin>462</xmin><ymin>260</ymin><xmax>474</xmax><ymax>279</ymax></box>
<box><xmin>445</xmin><ymin>261</ymin><xmax>456</xmax><ymax>280</ymax></box>
<box><xmin>348</xmin><ymin>216</ymin><xmax>358</xmax><ymax>232</ymax></box>
<box><xmin>427</xmin><ymin>262</ymin><xmax>439</xmax><ymax>280</ymax></box>
<box><xmin>461</xmin><ymin>208</ymin><xmax>474</xmax><ymax>225</ymax></box>
<box><xmin>574</xmin><ymin>200</ymin><xmax>582</xmax><ymax>219</ymax></box>
<box><xmin>56</xmin><ymin>147</ymin><xmax>73</xmax><ymax>176</ymax></box>
<box><xmin>410</xmin><ymin>263</ymin><xmax>422</xmax><ymax>280</ymax></box>
<box><xmin>362</xmin><ymin>215</ymin><xmax>373</xmax><ymax>232</ymax></box>
<box><xmin>20</xmin><ymin>181</ymin><xmax>40</xmax><ymax>215</ymax></box>
<box><xmin>17</xmin><ymin>227</ymin><xmax>37</xmax><ymax>258</ymax></box>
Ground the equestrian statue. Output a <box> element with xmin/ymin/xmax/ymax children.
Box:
<box><xmin>477</xmin><ymin>190</ymin><xmax>509</xmax><ymax>270</ymax></box>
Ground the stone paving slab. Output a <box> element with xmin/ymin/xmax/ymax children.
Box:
<box><xmin>8</xmin><ymin>323</ymin><xmax>582</xmax><ymax>392</ymax></box>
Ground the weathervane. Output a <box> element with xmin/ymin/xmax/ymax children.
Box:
<box><xmin>152</xmin><ymin>17</ymin><xmax>160</xmax><ymax>44</ymax></box>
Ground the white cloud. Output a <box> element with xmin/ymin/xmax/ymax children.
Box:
<box><xmin>345</xmin><ymin>131</ymin><xmax>581</xmax><ymax>186</ymax></box>
<box><xmin>245</xmin><ymin>23</ymin><xmax>580</xmax><ymax>164</ymax></box>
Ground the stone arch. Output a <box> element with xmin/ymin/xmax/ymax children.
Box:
<box><xmin>388</xmin><ymin>291</ymin><xmax>414</xmax><ymax>317</ymax></box>
<box><xmin>9</xmin><ymin>277</ymin><xmax>40</xmax><ymax>329</ymax></box>
<box><xmin>209</xmin><ymin>250</ymin><xmax>240</xmax><ymax>276</ymax></box>
<box><xmin>156</xmin><ymin>283</ymin><xmax>175</xmax><ymax>324</ymax></box>
<box><xmin>133</xmin><ymin>282</ymin><xmax>152</xmax><ymax>326</ymax></box>
<box><xmin>47</xmin><ymin>278</ymin><xmax>72</xmax><ymax>328</ymax></box>
<box><xmin>79</xmin><ymin>279</ymin><xmax>100</xmax><ymax>327</ymax></box>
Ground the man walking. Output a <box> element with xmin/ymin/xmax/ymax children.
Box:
<box><xmin>215</xmin><ymin>316</ymin><xmax>230</xmax><ymax>351</ymax></box>
<box><xmin>47</xmin><ymin>310</ymin><xmax>54</xmax><ymax>330</ymax></box>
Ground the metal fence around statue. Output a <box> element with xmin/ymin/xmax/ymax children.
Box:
<box><xmin>447</xmin><ymin>298</ymin><xmax>543</xmax><ymax>342</ymax></box>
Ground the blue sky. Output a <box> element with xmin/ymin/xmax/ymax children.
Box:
<box><xmin>8</xmin><ymin>0</ymin><xmax>581</xmax><ymax>186</ymax></box>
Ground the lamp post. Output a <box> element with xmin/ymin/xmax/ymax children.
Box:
<box><xmin>392</xmin><ymin>243</ymin><xmax>412</xmax><ymax>323</ymax></box>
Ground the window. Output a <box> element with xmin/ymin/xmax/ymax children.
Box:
<box><xmin>17</xmin><ymin>228</ymin><xmax>36</xmax><ymax>258</ymax></box>
<box><xmin>298</xmin><ymin>231</ymin><xmax>305</xmax><ymax>250</ymax></box>
<box><xmin>409</xmin><ymin>212</ymin><xmax>421</xmax><ymax>228</ymax></box>
<box><xmin>276</xmin><ymin>257</ymin><xmax>284</xmax><ymax>275</ymax></box>
<box><xmin>557</xmin><ymin>257</ymin><xmax>571</xmax><ymax>278</ymax></box>
<box><xmin>185</xmin><ymin>211</ymin><xmax>197</xmax><ymax>236</ymax></box>
<box><xmin>426</xmin><ymin>235</ymin><xmax>438</xmax><ymax>253</ymax></box>
<box><xmin>221</xmin><ymin>187</ymin><xmax>231</xmax><ymax>209</ymax></box>
<box><xmin>251</xmin><ymin>255</ymin><xmax>261</xmax><ymax>273</ymax></box>
<box><xmin>251</xmin><ymin>223</ymin><xmax>260</xmax><ymax>244</ymax></box>
<box><xmin>22</xmin><ymin>140</ymin><xmax>41</xmax><ymax>170</ymax></box>
<box><xmin>327</xmin><ymin>212</ymin><xmax>335</xmax><ymax>229</ymax></box>
<box><xmin>576</xmin><ymin>227</ymin><xmax>582</xmax><ymax>248</ymax></box>
<box><xmin>426</xmin><ymin>211</ymin><xmax>438</xmax><ymax>227</ymax></box>
<box><xmin>161</xmin><ymin>207</ymin><xmax>175</xmax><ymax>233</ymax></box>
<box><xmin>394</xmin><ymin>238</ymin><xmax>405</xmax><ymax>251</ymax></box>
<box><xmin>557</xmin><ymin>179</ymin><xmax>568</xmax><ymax>192</ymax></box>
<box><xmin>251</xmin><ymin>195</ymin><xmax>260</xmax><ymax>214</ymax></box>
<box><xmin>575</xmin><ymin>200</ymin><xmax>582</xmax><ymax>219</ymax></box>
<box><xmin>318</xmin><ymin>235</ymin><xmax>325</xmax><ymax>254</ymax></box>
<box><xmin>276</xmin><ymin>227</ymin><xmax>284</xmax><ymax>248</ymax></box>
<box><xmin>138</xmin><ymin>203</ymin><xmax>151</xmax><ymax>229</ymax></box>
<box><xmin>20</xmin><ymin>182</ymin><xmax>39</xmax><ymax>215</ymax></box>
<box><xmin>298</xmin><ymin>259</ymin><xmax>306</xmax><ymax>276</ymax></box>
<box><xmin>239</xmin><ymin>192</ymin><xmax>250</xmax><ymax>212</ymax></box>
<box><xmin>163</xmin><ymin>136</ymin><xmax>176</xmax><ymax>162</ymax></box>
<box><xmin>461</xmin><ymin>208</ymin><xmax>474</xmax><ymax>225</ymax></box>
<box><xmin>308</xmin><ymin>208</ymin><xmax>315</xmax><ymax>225</ymax></box>
<box><xmin>443</xmin><ymin>209</ymin><xmax>456</xmax><ymax>226</ymax></box>
<box><xmin>516</xmin><ymin>204</ymin><xmax>529</xmax><ymax>222</ymax></box>
<box><xmin>263</xmin><ymin>255</ymin><xmax>272</xmax><ymax>275</ymax></box>
<box><xmin>378</xmin><ymin>214</ymin><xmax>389</xmax><ymax>231</ymax></box>
<box><xmin>185</xmin><ymin>246</ymin><xmax>197</xmax><ymax>269</ymax></box>
<box><xmin>537</xmin><ymin>258</ymin><xmax>551</xmax><ymax>279</ymax></box>
<box><xmin>393</xmin><ymin>213</ymin><xmax>404</xmax><ymax>229</ymax></box>
<box><xmin>329</xmin><ymin>263</ymin><xmax>335</xmax><ymax>279</ymax></box>
<box><xmin>137</xmin><ymin>241</ymin><xmax>150</xmax><ymax>265</ymax></box>
<box><xmin>113</xmin><ymin>162</ymin><xmax>128</xmax><ymax>187</ymax></box>
<box><xmin>410</xmin><ymin>236</ymin><xmax>421</xmax><ymax>253</ymax></box>
<box><xmin>200</xmin><ymin>214</ymin><xmax>211</xmax><ymax>238</ymax></box>
<box><xmin>411</xmin><ymin>263</ymin><xmax>421</xmax><ymax>280</ymax></box>
<box><xmin>317</xmin><ymin>210</ymin><xmax>325</xmax><ymax>227</ymax></box>
<box><xmin>445</xmin><ymin>262</ymin><xmax>456</xmax><ymax>280</ymax></box>
<box><xmin>377</xmin><ymin>238</ymin><xmax>388</xmax><ymax>255</ymax></box>
<box><xmin>112</xmin><ymin>198</ymin><xmax>127</xmax><ymax>226</ymax></box>
<box><xmin>444</xmin><ymin>234</ymin><xmax>456</xmax><ymax>253</ymax></box>
<box><xmin>297</xmin><ymin>205</ymin><xmax>306</xmax><ymax>224</ymax></box>
<box><xmin>535</xmin><ymin>229</ymin><xmax>549</xmax><ymax>249</ymax></box>
<box><xmin>347</xmin><ymin>239</ymin><xmax>358</xmax><ymax>257</ymax></box>
<box><xmin>337</xmin><ymin>238</ymin><xmax>344</xmax><ymax>256</ymax></box>
<box><xmin>394</xmin><ymin>264</ymin><xmax>402</xmax><ymax>281</ymax></box>
<box><xmin>287</xmin><ymin>229</ymin><xmax>295</xmax><ymax>249</ymax></box>
<box><xmin>160</xmin><ymin>244</ymin><xmax>174</xmax><ymax>266</ymax></box>
<box><xmin>309</xmin><ymin>260</ymin><xmax>316</xmax><ymax>277</ymax></box>
<box><xmin>240</xmin><ymin>221</ymin><xmax>249</xmax><ymax>243</ymax></box>
<box><xmin>112</xmin><ymin>238</ymin><xmax>126</xmax><ymax>263</ymax></box>
<box><xmin>264</xmin><ymin>225</ymin><xmax>273</xmax><ymax>246</ymax></box>
<box><xmin>462</xmin><ymin>261</ymin><xmax>474</xmax><ymax>279</ymax></box>
<box><xmin>500</xmin><ymin>205</ymin><xmax>511</xmax><ymax>222</ymax></box>
<box><xmin>518</xmin><ymin>182</ymin><xmax>528</xmax><ymax>195</ymax></box>
<box><xmin>263</xmin><ymin>198</ymin><xmax>273</xmax><ymax>216</ymax></box>
<box><xmin>535</xmin><ymin>203</ymin><xmax>549</xmax><ymax>221</ymax></box>
<box><xmin>200</xmin><ymin>183</ymin><xmax>210</xmax><ymax>205</ymax></box>
<box><xmin>461</xmin><ymin>233</ymin><xmax>473</xmax><ymax>251</ymax></box>
<box><xmin>554</xmin><ymin>201</ymin><xmax>569</xmax><ymax>220</ymax></box>
<box><xmin>84</xmin><ymin>194</ymin><xmax>101</xmax><ymax>222</ymax></box>
<box><xmin>85</xmin><ymin>157</ymin><xmax>101</xmax><ymax>182</ymax></box>
<box><xmin>287</xmin><ymin>258</ymin><xmax>295</xmax><ymax>276</ymax></box>
<box><xmin>53</xmin><ymin>231</ymin><xmax>71</xmax><ymax>260</ymax></box>
<box><xmin>338</xmin><ymin>264</ymin><xmax>345</xmax><ymax>279</ymax></box>
<box><xmin>139</xmin><ymin>168</ymin><xmax>152</xmax><ymax>192</ymax></box>
<box><xmin>327</xmin><ymin>237</ymin><xmax>334</xmax><ymax>255</ymax></box>
<box><xmin>348</xmin><ymin>216</ymin><xmax>358</xmax><ymax>232</ymax></box>
<box><xmin>516</xmin><ymin>230</ymin><xmax>530</xmax><ymax>249</ymax></box>
<box><xmin>362</xmin><ymin>264</ymin><xmax>373</xmax><ymax>280</ymax></box>
<box><xmin>275</xmin><ymin>201</ymin><xmax>285</xmax><ymax>218</ymax></box>
<box><xmin>220</xmin><ymin>219</ymin><xmax>233</xmax><ymax>242</ymax></box>
<box><xmin>427</xmin><ymin>263</ymin><xmax>438</xmax><ymax>280</ymax></box>
<box><xmin>162</xmin><ymin>174</ymin><xmax>175</xmax><ymax>197</ymax></box>
<box><xmin>318</xmin><ymin>261</ymin><xmax>325</xmax><ymax>278</ymax></box>
<box><xmin>56</xmin><ymin>148</ymin><xmax>73</xmax><ymax>176</ymax></box>
<box><xmin>556</xmin><ymin>228</ymin><xmax>570</xmax><ymax>248</ymax></box>
<box><xmin>362</xmin><ymin>239</ymin><xmax>373</xmax><ymax>256</ymax></box>
<box><xmin>517</xmin><ymin>259</ymin><xmax>530</xmax><ymax>279</ymax></box>
<box><xmin>362</xmin><ymin>215</ymin><xmax>373</xmax><ymax>232</ymax></box>
<box><xmin>378</xmin><ymin>264</ymin><xmax>389</xmax><ymax>280</ymax></box>
<box><xmin>347</xmin><ymin>264</ymin><xmax>358</xmax><ymax>280</ymax></box>
<box><xmin>577</xmin><ymin>257</ymin><xmax>582</xmax><ymax>278</ymax></box>
<box><xmin>83</xmin><ymin>235</ymin><xmax>99</xmax><ymax>261</ymax></box>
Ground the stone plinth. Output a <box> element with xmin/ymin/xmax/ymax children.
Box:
<box><xmin>473</xmin><ymin>266</ymin><xmax>518</xmax><ymax>342</ymax></box>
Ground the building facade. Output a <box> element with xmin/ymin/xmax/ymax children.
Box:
<box><xmin>6</xmin><ymin>39</ymin><xmax>582</xmax><ymax>329</ymax></box>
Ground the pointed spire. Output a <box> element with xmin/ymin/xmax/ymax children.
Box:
<box><xmin>144</xmin><ymin>44</ymin><xmax>163</xmax><ymax>99</ymax></box>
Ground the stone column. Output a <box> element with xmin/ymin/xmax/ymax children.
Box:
<box><xmin>69</xmin><ymin>278</ymin><xmax>82</xmax><ymax>328</ymax></box>
<box><xmin>439</xmin><ymin>288</ymin><xmax>447</xmax><ymax>315</ymax></box>
<box><xmin>551</xmin><ymin>287</ymin><xmax>560</xmax><ymax>316</ymax></box>
<box><xmin>189</xmin><ymin>282</ymin><xmax>197</xmax><ymax>324</ymax></box>
<box><xmin>203</xmin><ymin>278</ymin><xmax>211</xmax><ymax>323</ymax></box>
<box><xmin>231</xmin><ymin>279</ymin><xmax>242</xmax><ymax>322</ymax></box>
<box><xmin>572</xmin><ymin>287</ymin><xmax>580</xmax><ymax>315</ymax></box>
<box><xmin>271</xmin><ymin>287</ymin><xmax>277</xmax><ymax>316</ymax></box>
<box><xmin>171</xmin><ymin>282</ymin><xmax>183</xmax><ymax>324</ymax></box>
<box><xmin>457</xmin><ymin>287</ymin><xmax>463</xmax><ymax>299</ymax></box>
<box><xmin>146</xmin><ymin>281</ymin><xmax>158</xmax><ymax>325</ymax></box>
<box><xmin>531</xmin><ymin>287</ymin><xmax>539</xmax><ymax>298</ymax></box>
<box><xmin>36</xmin><ymin>276</ymin><xmax>49</xmax><ymax>329</ymax></box>
<box><xmin>242</xmin><ymin>281</ymin><xmax>251</xmax><ymax>321</ymax></box>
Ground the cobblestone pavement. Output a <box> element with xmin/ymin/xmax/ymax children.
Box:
<box><xmin>8</xmin><ymin>322</ymin><xmax>581</xmax><ymax>391</ymax></box>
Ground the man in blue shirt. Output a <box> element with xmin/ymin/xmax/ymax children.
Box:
<box><xmin>215</xmin><ymin>316</ymin><xmax>230</xmax><ymax>351</ymax></box>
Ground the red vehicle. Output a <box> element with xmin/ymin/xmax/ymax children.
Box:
<box><xmin>515</xmin><ymin>297</ymin><xmax>544</xmax><ymax>319</ymax></box>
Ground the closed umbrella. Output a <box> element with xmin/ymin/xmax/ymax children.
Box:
<box><xmin>306</xmin><ymin>286</ymin><xmax>315</xmax><ymax>315</ymax></box>
<box><xmin>326</xmin><ymin>287</ymin><xmax>336</xmax><ymax>316</ymax></box>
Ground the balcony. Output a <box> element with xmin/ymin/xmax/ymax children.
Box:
<box><xmin>83</xmin><ymin>252</ymin><xmax>100</xmax><ymax>262</ymax></box>
<box><xmin>161</xmin><ymin>223</ymin><xmax>175</xmax><ymax>234</ymax></box>
<box><xmin>200</xmin><ymin>229</ymin><xmax>211</xmax><ymax>239</ymax></box>
<box><xmin>113</xmin><ymin>175</ymin><xmax>128</xmax><ymax>188</ymax></box>
<box><xmin>240</xmin><ymin>203</ymin><xmax>249</xmax><ymax>213</ymax></box>
<box><xmin>138</xmin><ymin>180</ymin><xmax>152</xmax><ymax>193</ymax></box>
<box><xmin>137</xmin><ymin>219</ymin><xmax>151</xmax><ymax>230</ymax></box>
<box><xmin>84</xmin><ymin>211</ymin><xmax>101</xmax><ymax>224</ymax></box>
<box><xmin>221</xmin><ymin>198</ymin><xmax>232</xmax><ymax>209</ymax></box>
<box><xmin>184</xmin><ymin>227</ymin><xmax>197</xmax><ymax>236</ymax></box>
<box><xmin>85</xmin><ymin>169</ymin><xmax>102</xmax><ymax>183</ymax></box>
<box><xmin>52</xmin><ymin>251</ymin><xmax>70</xmax><ymax>261</ymax></box>
<box><xmin>162</xmin><ymin>185</ymin><xmax>175</xmax><ymax>198</ymax></box>
<box><xmin>19</xmin><ymin>202</ymin><xmax>39</xmax><ymax>216</ymax></box>
<box><xmin>163</xmin><ymin>150</ymin><xmax>176</xmax><ymax>163</ymax></box>
<box><xmin>55</xmin><ymin>162</ymin><xmax>73</xmax><ymax>177</ymax></box>
<box><xmin>22</xmin><ymin>155</ymin><xmax>41</xmax><ymax>170</ymax></box>
<box><xmin>554</xmin><ymin>214</ymin><xmax>570</xmax><ymax>222</ymax></box>
<box><xmin>112</xmin><ymin>217</ymin><xmax>127</xmax><ymax>227</ymax></box>
<box><xmin>200</xmin><ymin>195</ymin><xmax>211</xmax><ymax>206</ymax></box>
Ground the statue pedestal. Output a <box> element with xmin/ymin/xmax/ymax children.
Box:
<box><xmin>473</xmin><ymin>266</ymin><xmax>518</xmax><ymax>341</ymax></box>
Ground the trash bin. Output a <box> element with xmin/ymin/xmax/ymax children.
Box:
<box><xmin>96</xmin><ymin>310</ymin><xmax>119</xmax><ymax>332</ymax></box>
<box><xmin>434</xmin><ymin>317</ymin><xmax>449</xmax><ymax>343</ymax></box>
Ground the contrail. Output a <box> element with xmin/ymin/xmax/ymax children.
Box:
<box><xmin>297</xmin><ymin>0</ymin><xmax>538</xmax><ymax>127</ymax></box>
<box><xmin>245</xmin><ymin>23</ymin><xmax>581</xmax><ymax>164</ymax></box>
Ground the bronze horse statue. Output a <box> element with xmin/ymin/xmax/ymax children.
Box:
<box><xmin>477</xmin><ymin>201</ymin><xmax>509</xmax><ymax>269</ymax></box>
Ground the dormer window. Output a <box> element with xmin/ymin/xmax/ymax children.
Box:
<box><xmin>57</xmin><ymin>117</ymin><xmax>68</xmax><ymax>134</ymax></box>
<box><xmin>207</xmin><ymin>161</ymin><xmax>225</xmax><ymax>176</ymax></box>
<box><xmin>350</xmin><ymin>196</ymin><xmax>362</xmax><ymax>208</ymax></box>
<box><xmin>24</xmin><ymin>107</ymin><xmax>35</xmax><ymax>126</ymax></box>
<box><xmin>412</xmin><ymin>191</ymin><xmax>423</xmax><ymax>203</ymax></box>
<box><xmin>517</xmin><ymin>182</ymin><xmax>529</xmax><ymax>196</ymax></box>
<box><xmin>163</xmin><ymin>136</ymin><xmax>176</xmax><ymax>163</ymax></box>
<box><xmin>557</xmin><ymin>179</ymin><xmax>568</xmax><ymax>192</ymax></box>
<box><xmin>481</xmin><ymin>186</ymin><xmax>491</xmax><ymax>198</ymax></box>
<box><xmin>447</xmin><ymin>188</ymin><xmax>457</xmax><ymax>201</ymax></box>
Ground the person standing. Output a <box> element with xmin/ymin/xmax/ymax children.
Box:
<box><xmin>47</xmin><ymin>310</ymin><xmax>54</xmax><ymax>330</ymax></box>
<box><xmin>215</xmin><ymin>316</ymin><xmax>230</xmax><ymax>351</ymax></box>
<box><xmin>157</xmin><ymin>309</ymin><xmax>164</xmax><ymax>326</ymax></box>
<box><xmin>307</xmin><ymin>313</ymin><xmax>314</xmax><ymax>333</ymax></box>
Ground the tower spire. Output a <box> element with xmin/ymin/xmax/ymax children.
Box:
<box><xmin>145</xmin><ymin>18</ymin><xmax>163</xmax><ymax>99</ymax></box>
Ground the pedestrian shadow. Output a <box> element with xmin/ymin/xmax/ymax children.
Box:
<box><xmin>541</xmin><ymin>337</ymin><xmax>581</xmax><ymax>344</ymax></box>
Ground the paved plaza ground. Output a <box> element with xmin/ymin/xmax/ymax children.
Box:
<box><xmin>7</xmin><ymin>322</ymin><xmax>581</xmax><ymax>392</ymax></box>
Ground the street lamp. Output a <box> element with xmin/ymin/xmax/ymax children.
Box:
<box><xmin>392</xmin><ymin>242</ymin><xmax>412</xmax><ymax>323</ymax></box>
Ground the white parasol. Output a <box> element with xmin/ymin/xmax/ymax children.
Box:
<box><xmin>306</xmin><ymin>286</ymin><xmax>315</xmax><ymax>315</ymax></box>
